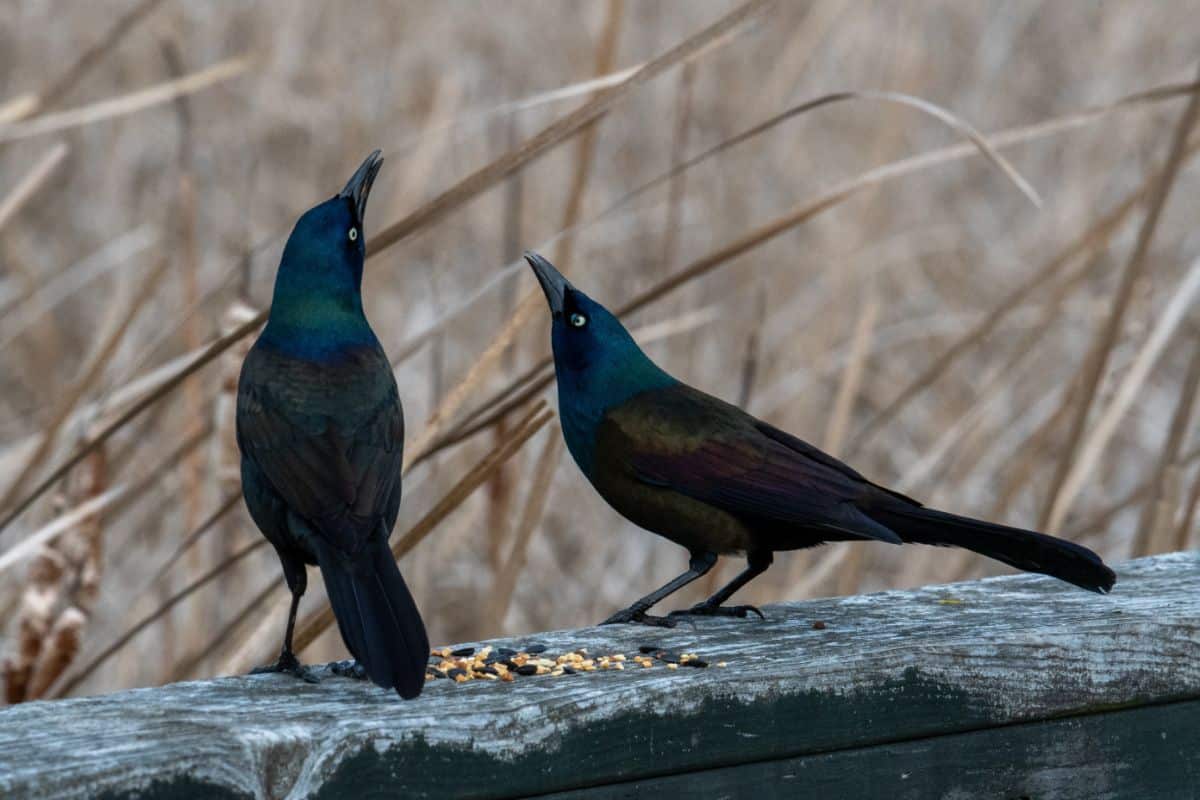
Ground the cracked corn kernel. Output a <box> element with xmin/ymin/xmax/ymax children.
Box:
<box><xmin>717</xmin><ymin>662</ymin><xmax>728</xmax><ymax>668</ymax></box>
<box><xmin>667</xmin><ymin>663</ymin><xmax>679</xmax><ymax>670</ymax></box>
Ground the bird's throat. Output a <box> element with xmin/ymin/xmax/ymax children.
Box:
<box><xmin>260</xmin><ymin>293</ymin><xmax>377</xmax><ymax>361</ymax></box>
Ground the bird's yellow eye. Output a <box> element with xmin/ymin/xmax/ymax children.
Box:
<box><xmin>569</xmin><ymin>313</ymin><xmax>587</xmax><ymax>328</ymax></box>
<box><xmin>348</xmin><ymin>228</ymin><xmax>358</xmax><ymax>242</ymax></box>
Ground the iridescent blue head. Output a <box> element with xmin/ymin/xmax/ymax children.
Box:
<box><xmin>261</xmin><ymin>151</ymin><xmax>384</xmax><ymax>358</ymax></box>
<box><xmin>526</xmin><ymin>251</ymin><xmax>675</xmax><ymax>471</ymax></box>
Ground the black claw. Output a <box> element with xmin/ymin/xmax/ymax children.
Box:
<box><xmin>600</xmin><ymin>608</ymin><xmax>677</xmax><ymax>628</ymax></box>
<box><xmin>329</xmin><ymin>659</ymin><xmax>368</xmax><ymax>680</ymax></box>
<box><xmin>250</xmin><ymin>650</ymin><xmax>322</xmax><ymax>684</ymax></box>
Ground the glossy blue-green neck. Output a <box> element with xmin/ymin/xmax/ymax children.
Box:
<box><xmin>260</xmin><ymin>197</ymin><xmax>377</xmax><ymax>360</ymax></box>
<box><xmin>551</xmin><ymin>292</ymin><xmax>676</xmax><ymax>473</ymax></box>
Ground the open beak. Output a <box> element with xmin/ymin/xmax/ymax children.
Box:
<box><xmin>339</xmin><ymin>150</ymin><xmax>384</xmax><ymax>224</ymax></box>
<box><xmin>524</xmin><ymin>251</ymin><xmax>572</xmax><ymax>316</ymax></box>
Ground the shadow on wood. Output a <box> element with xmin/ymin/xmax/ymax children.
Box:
<box><xmin>0</xmin><ymin>553</ymin><xmax>1195</xmax><ymax>799</ymax></box>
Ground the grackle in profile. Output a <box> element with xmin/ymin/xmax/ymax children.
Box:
<box><xmin>526</xmin><ymin>251</ymin><xmax>1116</xmax><ymax>627</ymax></box>
<box><xmin>237</xmin><ymin>152</ymin><xmax>428</xmax><ymax>697</ymax></box>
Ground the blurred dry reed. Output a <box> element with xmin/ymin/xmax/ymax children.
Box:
<box><xmin>1</xmin><ymin>1</ymin><xmax>1198</xmax><ymax>701</ymax></box>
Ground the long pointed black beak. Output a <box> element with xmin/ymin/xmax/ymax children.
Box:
<box><xmin>339</xmin><ymin>150</ymin><xmax>384</xmax><ymax>224</ymax></box>
<box><xmin>524</xmin><ymin>251</ymin><xmax>572</xmax><ymax>316</ymax></box>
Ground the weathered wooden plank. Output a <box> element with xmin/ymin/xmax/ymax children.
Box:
<box><xmin>0</xmin><ymin>553</ymin><xmax>1196</xmax><ymax>799</ymax></box>
<box><xmin>543</xmin><ymin>699</ymin><xmax>1200</xmax><ymax>800</ymax></box>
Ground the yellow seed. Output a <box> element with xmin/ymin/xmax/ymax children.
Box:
<box><xmin>668</xmin><ymin>663</ymin><xmax>679</xmax><ymax>670</ymax></box>
<box><xmin>454</xmin><ymin>674</ymin><xmax>470</xmax><ymax>683</ymax></box>
<box><xmin>612</xmin><ymin>654</ymin><xmax>626</xmax><ymax>662</ymax></box>
<box><xmin>717</xmin><ymin>661</ymin><xmax>728</xmax><ymax>668</ymax></box>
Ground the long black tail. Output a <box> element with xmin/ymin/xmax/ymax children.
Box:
<box><xmin>317</xmin><ymin>538</ymin><xmax>429</xmax><ymax>699</ymax></box>
<box><xmin>868</xmin><ymin>504</ymin><xmax>1116</xmax><ymax>593</ymax></box>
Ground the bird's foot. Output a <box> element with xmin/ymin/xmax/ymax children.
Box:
<box><xmin>329</xmin><ymin>659</ymin><xmax>368</xmax><ymax>680</ymax></box>
<box><xmin>600</xmin><ymin>607</ymin><xmax>676</xmax><ymax>628</ymax></box>
<box><xmin>669</xmin><ymin>602</ymin><xmax>765</xmax><ymax>620</ymax></box>
<box><xmin>250</xmin><ymin>649</ymin><xmax>322</xmax><ymax>684</ymax></box>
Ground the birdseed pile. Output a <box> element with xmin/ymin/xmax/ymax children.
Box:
<box><xmin>425</xmin><ymin>643</ymin><xmax>726</xmax><ymax>684</ymax></box>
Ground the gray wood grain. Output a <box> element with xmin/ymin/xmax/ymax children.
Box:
<box><xmin>0</xmin><ymin>553</ymin><xmax>1196</xmax><ymax>800</ymax></box>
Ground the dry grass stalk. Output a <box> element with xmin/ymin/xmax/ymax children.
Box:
<box><xmin>600</xmin><ymin>79</ymin><xmax>1198</xmax><ymax>228</ymax></box>
<box><xmin>0</xmin><ymin>0</ymin><xmax>167</xmax><ymax>123</ymax></box>
<box><xmin>553</xmin><ymin>0</ymin><xmax>624</xmax><ymax>270</ymax></box>
<box><xmin>0</xmin><ymin>143</ymin><xmax>69</xmax><ymax>234</ymax></box>
<box><xmin>0</xmin><ymin>256</ymin><xmax>171</xmax><ymax>521</ymax></box>
<box><xmin>403</xmin><ymin>292</ymin><xmax>545</xmax><ymax>470</ymax></box>
<box><xmin>151</xmin><ymin>494</ymin><xmax>241</xmax><ymax>586</ymax></box>
<box><xmin>1133</xmin><ymin>331</ymin><xmax>1200</xmax><ymax>555</ymax></box>
<box><xmin>167</xmin><ymin>575</ymin><xmax>278</xmax><ymax>683</ymax></box>
<box><xmin>51</xmin><ymin>537</ymin><xmax>263</xmax><ymax>699</ymax></box>
<box><xmin>3</xmin><ymin>446</ymin><xmax>106</xmax><ymax>703</ymax></box>
<box><xmin>0</xmin><ymin>310</ymin><xmax>265</xmax><ymax>537</ymax></box>
<box><xmin>1065</xmin><ymin>445</ymin><xmax>1200</xmax><ymax>542</ymax></box>
<box><xmin>487</xmin><ymin>431</ymin><xmax>563</xmax><ymax>632</ymax></box>
<box><xmin>1173</xmin><ymin>461</ymin><xmax>1200</xmax><ymax>552</ymax></box>
<box><xmin>162</xmin><ymin>41</ymin><xmax>214</xmax><ymax>635</ymax></box>
<box><xmin>823</xmin><ymin>295</ymin><xmax>880</xmax><ymax>456</ymax></box>
<box><xmin>660</xmin><ymin>61</ymin><xmax>696</xmax><ymax>268</ymax></box>
<box><xmin>1040</xmin><ymin>69</ymin><xmax>1200</xmax><ymax>531</ymax></box>
<box><xmin>0</xmin><ymin>57</ymin><xmax>250</xmax><ymax>144</ymax></box>
<box><xmin>849</xmin><ymin>139</ymin><xmax>1200</xmax><ymax>454</ymax></box>
<box><xmin>1047</xmin><ymin>255</ymin><xmax>1200</xmax><ymax>533</ymax></box>
<box><xmin>444</xmin><ymin>83</ymin><xmax>1198</xmax><ymax>455</ymax></box>
<box><xmin>366</xmin><ymin>0</ymin><xmax>771</xmax><ymax>255</ymax></box>
<box><xmin>825</xmin><ymin>295</ymin><xmax>880</xmax><ymax>595</ymax></box>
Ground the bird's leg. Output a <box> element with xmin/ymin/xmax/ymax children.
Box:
<box><xmin>602</xmin><ymin>551</ymin><xmax>718</xmax><ymax>627</ymax></box>
<box><xmin>251</xmin><ymin>567</ymin><xmax>321</xmax><ymax>684</ymax></box>
<box><xmin>670</xmin><ymin>550</ymin><xmax>773</xmax><ymax>620</ymax></box>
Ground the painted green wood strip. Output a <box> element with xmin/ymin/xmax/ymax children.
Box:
<box><xmin>542</xmin><ymin>699</ymin><xmax>1200</xmax><ymax>800</ymax></box>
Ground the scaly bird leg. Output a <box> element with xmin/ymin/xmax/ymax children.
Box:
<box><xmin>602</xmin><ymin>551</ymin><xmax>718</xmax><ymax>627</ymax></box>
<box><xmin>669</xmin><ymin>550</ymin><xmax>772</xmax><ymax>620</ymax></box>
<box><xmin>251</xmin><ymin>581</ymin><xmax>322</xmax><ymax>684</ymax></box>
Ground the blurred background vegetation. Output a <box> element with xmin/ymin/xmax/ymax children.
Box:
<box><xmin>1</xmin><ymin>0</ymin><xmax>1198</xmax><ymax>701</ymax></box>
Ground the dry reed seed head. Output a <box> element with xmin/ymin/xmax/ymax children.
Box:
<box><xmin>26</xmin><ymin>548</ymin><xmax>67</xmax><ymax>588</ymax></box>
<box><xmin>25</xmin><ymin>606</ymin><xmax>85</xmax><ymax>699</ymax></box>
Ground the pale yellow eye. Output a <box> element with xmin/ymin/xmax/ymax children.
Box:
<box><xmin>348</xmin><ymin>228</ymin><xmax>358</xmax><ymax>242</ymax></box>
<box><xmin>569</xmin><ymin>313</ymin><xmax>587</xmax><ymax>328</ymax></box>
